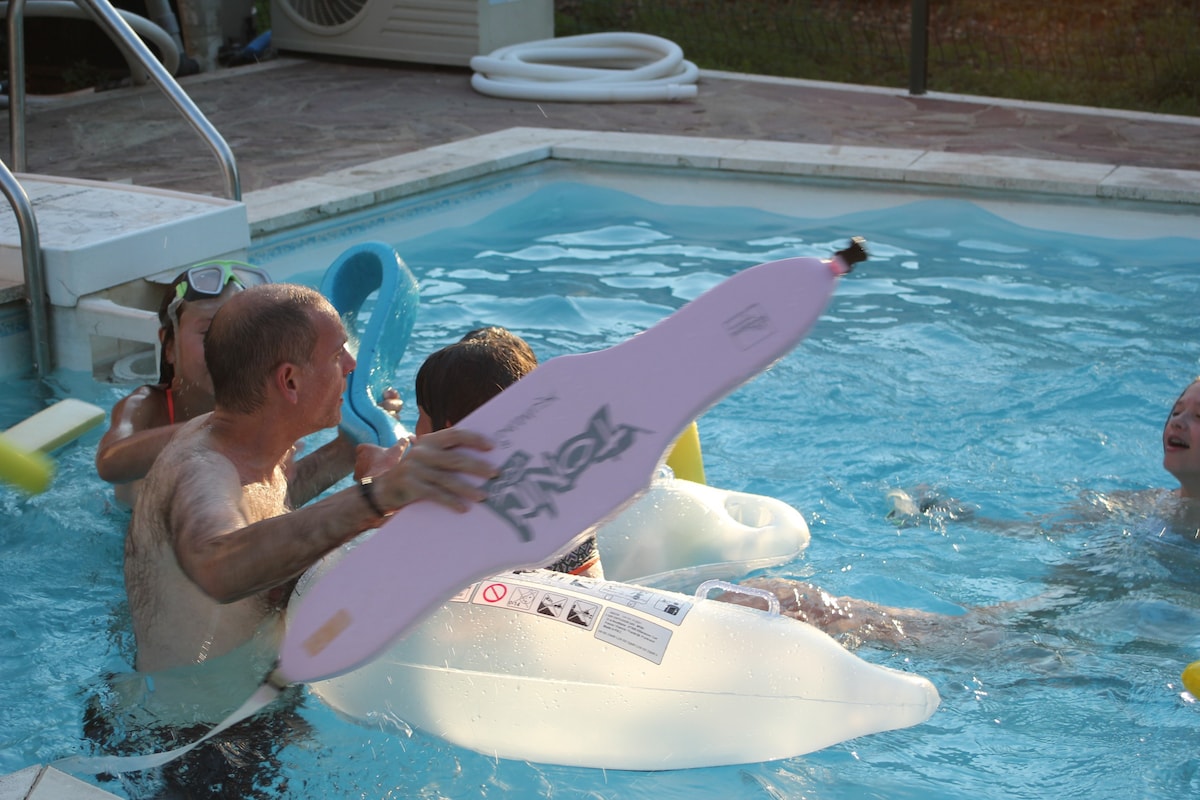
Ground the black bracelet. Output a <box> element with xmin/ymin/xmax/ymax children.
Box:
<box><xmin>359</xmin><ymin>477</ymin><xmax>389</xmax><ymax>518</ymax></box>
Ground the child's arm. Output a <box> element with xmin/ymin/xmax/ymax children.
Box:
<box><xmin>95</xmin><ymin>387</ymin><xmax>181</xmax><ymax>485</ymax></box>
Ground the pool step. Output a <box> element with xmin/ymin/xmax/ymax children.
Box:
<box><xmin>0</xmin><ymin>174</ymin><xmax>249</xmax><ymax>378</ymax></box>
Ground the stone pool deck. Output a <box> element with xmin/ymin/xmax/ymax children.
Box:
<box><xmin>6</xmin><ymin>56</ymin><xmax>1200</xmax><ymax>200</ymax></box>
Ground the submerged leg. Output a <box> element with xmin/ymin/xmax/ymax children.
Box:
<box><xmin>718</xmin><ymin>577</ymin><xmax>947</xmax><ymax>647</ymax></box>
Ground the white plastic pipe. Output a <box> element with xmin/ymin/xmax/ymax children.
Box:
<box><xmin>470</xmin><ymin>32</ymin><xmax>699</xmax><ymax>103</ymax></box>
<box><xmin>1</xmin><ymin>1</ymin><xmax>180</xmax><ymax>80</ymax></box>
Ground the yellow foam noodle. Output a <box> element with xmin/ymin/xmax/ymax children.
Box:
<box><xmin>5</xmin><ymin>398</ymin><xmax>106</xmax><ymax>452</ymax></box>
<box><xmin>0</xmin><ymin>434</ymin><xmax>54</xmax><ymax>494</ymax></box>
<box><xmin>0</xmin><ymin>398</ymin><xmax>106</xmax><ymax>494</ymax></box>
<box><xmin>1183</xmin><ymin>660</ymin><xmax>1200</xmax><ymax>697</ymax></box>
<box><xmin>665</xmin><ymin>419</ymin><xmax>706</xmax><ymax>484</ymax></box>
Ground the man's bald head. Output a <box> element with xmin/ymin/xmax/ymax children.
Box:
<box><xmin>205</xmin><ymin>283</ymin><xmax>342</xmax><ymax>414</ymax></box>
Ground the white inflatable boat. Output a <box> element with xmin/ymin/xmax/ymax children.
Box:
<box><xmin>291</xmin><ymin>565</ymin><xmax>939</xmax><ymax>770</ymax></box>
<box><xmin>595</xmin><ymin>476</ymin><xmax>810</xmax><ymax>590</ymax></box>
<box><xmin>288</xmin><ymin>241</ymin><xmax>938</xmax><ymax>769</ymax></box>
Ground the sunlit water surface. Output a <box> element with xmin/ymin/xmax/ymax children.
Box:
<box><xmin>3</xmin><ymin>170</ymin><xmax>1199</xmax><ymax>798</ymax></box>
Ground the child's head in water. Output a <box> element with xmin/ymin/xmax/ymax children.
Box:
<box><xmin>413</xmin><ymin>326</ymin><xmax>538</xmax><ymax>435</ymax></box>
<box><xmin>412</xmin><ymin>326</ymin><xmax>601</xmax><ymax>577</ymax></box>
<box><xmin>1164</xmin><ymin>377</ymin><xmax>1200</xmax><ymax>498</ymax></box>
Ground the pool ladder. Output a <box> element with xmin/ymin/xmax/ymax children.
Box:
<box><xmin>1</xmin><ymin>0</ymin><xmax>241</xmax><ymax>378</ymax></box>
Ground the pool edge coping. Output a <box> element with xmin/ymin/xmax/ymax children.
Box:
<box><xmin>242</xmin><ymin>127</ymin><xmax>1200</xmax><ymax>239</ymax></box>
<box><xmin>0</xmin><ymin>764</ymin><xmax>123</xmax><ymax>800</ymax></box>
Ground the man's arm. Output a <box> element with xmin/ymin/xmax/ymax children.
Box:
<box><xmin>170</xmin><ymin>452</ymin><xmax>383</xmax><ymax>603</ymax></box>
<box><xmin>170</xmin><ymin>427</ymin><xmax>497</xmax><ymax>604</ymax></box>
<box><xmin>287</xmin><ymin>388</ymin><xmax>407</xmax><ymax>506</ymax></box>
<box><xmin>285</xmin><ymin>431</ymin><xmax>357</xmax><ymax>508</ymax></box>
<box><xmin>286</xmin><ymin>433</ymin><xmax>414</xmax><ymax>508</ymax></box>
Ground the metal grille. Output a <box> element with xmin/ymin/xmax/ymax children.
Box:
<box><xmin>280</xmin><ymin>0</ymin><xmax>368</xmax><ymax>28</ymax></box>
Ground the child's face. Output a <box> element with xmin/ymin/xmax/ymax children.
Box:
<box><xmin>414</xmin><ymin>406</ymin><xmax>434</xmax><ymax>437</ymax></box>
<box><xmin>168</xmin><ymin>297</ymin><xmax>225</xmax><ymax>396</ymax></box>
<box><xmin>1163</xmin><ymin>381</ymin><xmax>1200</xmax><ymax>484</ymax></box>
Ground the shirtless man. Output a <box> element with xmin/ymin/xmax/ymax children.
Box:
<box><xmin>125</xmin><ymin>283</ymin><xmax>497</xmax><ymax>675</ymax></box>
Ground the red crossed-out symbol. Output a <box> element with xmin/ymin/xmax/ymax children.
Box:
<box><xmin>481</xmin><ymin>583</ymin><xmax>508</xmax><ymax>603</ymax></box>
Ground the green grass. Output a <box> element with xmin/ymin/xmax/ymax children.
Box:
<box><xmin>555</xmin><ymin>0</ymin><xmax>1200</xmax><ymax>116</ymax></box>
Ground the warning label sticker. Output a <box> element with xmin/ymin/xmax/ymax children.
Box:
<box><xmin>567</xmin><ymin>599</ymin><xmax>599</xmax><ymax>628</ymax></box>
<box><xmin>595</xmin><ymin>608</ymin><xmax>672</xmax><ymax>664</ymax></box>
<box><xmin>481</xmin><ymin>582</ymin><xmax>508</xmax><ymax>604</ymax></box>
<box><xmin>496</xmin><ymin>570</ymin><xmax>694</xmax><ymax>626</ymax></box>
<box><xmin>459</xmin><ymin>572</ymin><xmax>693</xmax><ymax>662</ymax></box>
<box><xmin>537</xmin><ymin>592</ymin><xmax>569</xmax><ymax>619</ymax></box>
<box><xmin>509</xmin><ymin>586</ymin><xmax>538</xmax><ymax>610</ymax></box>
<box><xmin>467</xmin><ymin>578</ymin><xmax>602</xmax><ymax>632</ymax></box>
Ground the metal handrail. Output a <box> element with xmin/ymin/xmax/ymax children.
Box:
<box><xmin>3</xmin><ymin>0</ymin><xmax>241</xmax><ymax>377</ymax></box>
<box><xmin>0</xmin><ymin>163</ymin><xmax>50</xmax><ymax>377</ymax></box>
<box><xmin>2</xmin><ymin>1</ymin><xmax>49</xmax><ymax>377</ymax></box>
<box><xmin>5</xmin><ymin>1</ymin><xmax>28</xmax><ymax>171</ymax></box>
<box><xmin>7</xmin><ymin>0</ymin><xmax>240</xmax><ymax>199</ymax></box>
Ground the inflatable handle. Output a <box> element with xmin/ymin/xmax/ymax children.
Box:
<box><xmin>0</xmin><ymin>435</ymin><xmax>54</xmax><ymax>494</ymax></box>
<box><xmin>320</xmin><ymin>242</ymin><xmax>419</xmax><ymax>447</ymax></box>
<box><xmin>695</xmin><ymin>579</ymin><xmax>781</xmax><ymax>616</ymax></box>
<box><xmin>1183</xmin><ymin>660</ymin><xmax>1200</xmax><ymax>697</ymax></box>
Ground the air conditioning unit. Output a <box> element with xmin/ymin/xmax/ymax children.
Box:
<box><xmin>270</xmin><ymin>0</ymin><xmax>555</xmax><ymax>67</ymax></box>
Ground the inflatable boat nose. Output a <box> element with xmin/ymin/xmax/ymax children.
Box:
<box><xmin>914</xmin><ymin>674</ymin><xmax>942</xmax><ymax>720</ymax></box>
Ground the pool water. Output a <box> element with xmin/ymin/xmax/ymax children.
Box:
<box><xmin>3</xmin><ymin>177</ymin><xmax>1200</xmax><ymax>799</ymax></box>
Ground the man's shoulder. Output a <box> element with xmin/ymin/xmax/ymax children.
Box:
<box><xmin>133</xmin><ymin>427</ymin><xmax>246</xmax><ymax>540</ymax></box>
<box><xmin>142</xmin><ymin>421</ymin><xmax>234</xmax><ymax>497</ymax></box>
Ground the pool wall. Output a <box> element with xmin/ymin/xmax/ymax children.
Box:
<box><xmin>5</xmin><ymin>127</ymin><xmax>1197</xmax><ymax>382</ymax></box>
<box><xmin>242</xmin><ymin>127</ymin><xmax>1200</xmax><ymax>246</ymax></box>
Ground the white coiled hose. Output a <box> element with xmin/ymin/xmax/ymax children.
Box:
<box><xmin>470</xmin><ymin>32</ymin><xmax>699</xmax><ymax>103</ymax></box>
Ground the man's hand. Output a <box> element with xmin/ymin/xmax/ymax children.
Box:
<box><xmin>373</xmin><ymin>428</ymin><xmax>497</xmax><ymax>513</ymax></box>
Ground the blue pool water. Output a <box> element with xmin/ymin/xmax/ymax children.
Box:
<box><xmin>3</xmin><ymin>171</ymin><xmax>1200</xmax><ymax>798</ymax></box>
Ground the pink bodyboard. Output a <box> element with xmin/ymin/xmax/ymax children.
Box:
<box><xmin>277</xmin><ymin>250</ymin><xmax>858</xmax><ymax>684</ymax></box>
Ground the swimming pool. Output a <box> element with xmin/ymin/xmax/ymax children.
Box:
<box><xmin>3</xmin><ymin>166</ymin><xmax>1200</xmax><ymax>799</ymax></box>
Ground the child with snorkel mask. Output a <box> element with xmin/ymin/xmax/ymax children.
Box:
<box><xmin>96</xmin><ymin>261</ymin><xmax>270</xmax><ymax>508</ymax></box>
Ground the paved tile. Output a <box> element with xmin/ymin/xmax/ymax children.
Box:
<box><xmin>4</xmin><ymin>57</ymin><xmax>1198</xmax><ymax>201</ymax></box>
